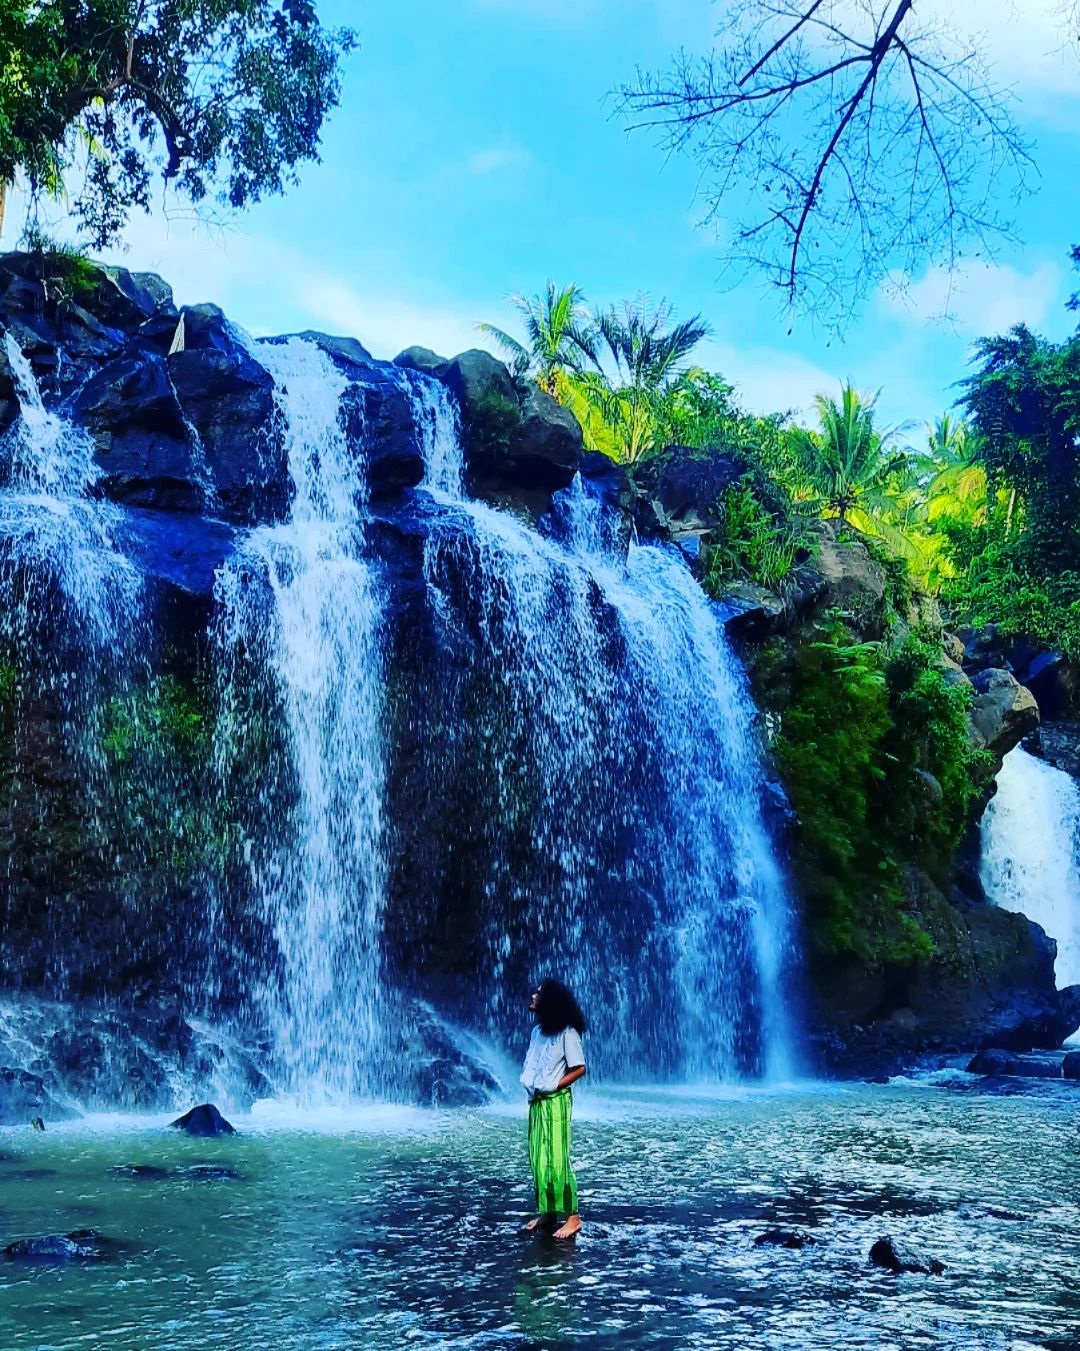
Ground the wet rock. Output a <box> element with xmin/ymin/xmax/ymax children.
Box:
<box><xmin>1026</xmin><ymin>722</ymin><xmax>1080</xmax><ymax>781</ymax></box>
<box><xmin>170</xmin><ymin>1103</ymin><xmax>236</xmax><ymax>1136</ymax></box>
<box><xmin>168</xmin><ymin>346</ymin><xmax>284</xmax><ymax>523</ymax></box>
<box><xmin>969</xmin><ymin>668</ymin><xmax>1040</xmax><ymax>760</ymax></box>
<box><xmin>4</xmin><ymin>1229</ymin><xmax>115</xmax><ymax>1263</ymax></box>
<box><xmin>754</xmin><ymin>1227</ymin><xmax>816</xmax><ymax>1249</ymax></box>
<box><xmin>1063</xmin><ymin>1051</ymin><xmax>1080</xmax><ymax>1080</ymax></box>
<box><xmin>966</xmin><ymin>1048</ymin><xmax>1063</xmax><ymax>1078</ymax></box>
<box><xmin>0</xmin><ymin>1067</ymin><xmax>73</xmax><ymax>1125</ymax></box>
<box><xmin>631</xmin><ymin>445</ymin><xmax>752</xmax><ymax>538</ymax></box>
<box><xmin>71</xmin><ymin>353</ymin><xmax>202</xmax><ymax>512</ymax></box>
<box><xmin>869</xmin><ymin>1236</ymin><xmax>944</xmax><ymax>1275</ymax></box>
<box><xmin>720</xmin><ymin>582</ymin><xmax>787</xmax><ymax>641</ymax></box>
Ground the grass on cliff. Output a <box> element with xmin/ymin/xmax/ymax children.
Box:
<box><xmin>756</xmin><ymin>625</ymin><xmax>985</xmax><ymax>969</ymax></box>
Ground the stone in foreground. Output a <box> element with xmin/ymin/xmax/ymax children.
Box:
<box><xmin>869</xmin><ymin>1236</ymin><xmax>945</xmax><ymax>1275</ymax></box>
<box><xmin>754</xmin><ymin>1228</ymin><xmax>816</xmax><ymax>1249</ymax></box>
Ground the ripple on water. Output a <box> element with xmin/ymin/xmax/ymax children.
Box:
<box><xmin>0</xmin><ymin>1085</ymin><xmax>1077</xmax><ymax>1349</ymax></box>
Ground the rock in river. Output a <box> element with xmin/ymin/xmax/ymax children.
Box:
<box><xmin>869</xmin><ymin>1236</ymin><xmax>945</xmax><ymax>1275</ymax></box>
<box><xmin>170</xmin><ymin>1103</ymin><xmax>236</xmax><ymax>1136</ymax></box>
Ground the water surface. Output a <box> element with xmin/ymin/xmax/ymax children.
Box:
<box><xmin>2</xmin><ymin>1082</ymin><xmax>1078</xmax><ymax>1349</ymax></box>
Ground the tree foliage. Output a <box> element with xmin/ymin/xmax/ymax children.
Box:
<box><xmin>477</xmin><ymin>282</ymin><xmax>597</xmax><ymax>394</ymax></box>
<box><xmin>0</xmin><ymin>0</ymin><xmax>356</xmax><ymax>246</ymax></box>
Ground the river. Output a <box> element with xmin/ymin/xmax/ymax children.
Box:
<box><xmin>2</xmin><ymin>1080</ymin><xmax>1077</xmax><ymax>1349</ymax></box>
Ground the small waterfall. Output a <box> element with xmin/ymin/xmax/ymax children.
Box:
<box><xmin>982</xmin><ymin>745</ymin><xmax>1080</xmax><ymax>987</ymax></box>
<box><xmin>405</xmin><ymin>374</ymin><xmax>797</xmax><ymax>1080</ymax></box>
<box><xmin>212</xmin><ymin>337</ymin><xmax>388</xmax><ymax>1103</ymax></box>
<box><xmin>0</xmin><ymin>333</ymin><xmax>141</xmax><ymax>655</ymax></box>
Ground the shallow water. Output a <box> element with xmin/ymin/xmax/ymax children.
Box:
<box><xmin>1</xmin><ymin>1083</ymin><xmax>1078</xmax><ymax>1350</ymax></box>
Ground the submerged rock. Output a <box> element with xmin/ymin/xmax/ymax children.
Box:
<box><xmin>754</xmin><ymin>1228</ymin><xmax>816</xmax><ymax>1249</ymax></box>
<box><xmin>4</xmin><ymin>1229</ymin><xmax>116</xmax><ymax>1263</ymax></box>
<box><xmin>111</xmin><ymin>1163</ymin><xmax>170</xmax><ymax>1180</ymax></box>
<box><xmin>183</xmin><ymin>1163</ymin><xmax>241</xmax><ymax>1181</ymax></box>
<box><xmin>869</xmin><ymin>1236</ymin><xmax>945</xmax><ymax>1275</ymax></box>
<box><xmin>967</xmin><ymin>1048</ymin><xmax>1063</xmax><ymax>1079</ymax></box>
<box><xmin>170</xmin><ymin>1103</ymin><xmax>236</xmax><ymax>1137</ymax></box>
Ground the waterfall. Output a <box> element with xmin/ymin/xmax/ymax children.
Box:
<box><xmin>402</xmin><ymin>373</ymin><xmax>797</xmax><ymax>1081</ymax></box>
<box><xmin>981</xmin><ymin>745</ymin><xmax>1080</xmax><ymax>987</ymax></box>
<box><xmin>0</xmin><ymin>333</ymin><xmax>141</xmax><ymax>656</ymax></box>
<box><xmin>212</xmin><ymin>337</ymin><xmax>389</xmax><ymax>1103</ymax></box>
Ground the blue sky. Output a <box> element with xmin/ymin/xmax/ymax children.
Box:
<box><xmin>23</xmin><ymin>0</ymin><xmax>1080</xmax><ymax>433</ymax></box>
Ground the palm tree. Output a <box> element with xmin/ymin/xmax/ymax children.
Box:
<box><xmin>924</xmin><ymin>415</ymin><xmax>987</xmax><ymax>525</ymax></box>
<box><xmin>794</xmin><ymin>384</ymin><xmax>908</xmax><ymax>527</ymax></box>
<box><xmin>478</xmin><ymin>282</ymin><xmax>597</xmax><ymax>394</ymax></box>
<box><xmin>574</xmin><ymin>298</ymin><xmax>710</xmax><ymax>463</ymax></box>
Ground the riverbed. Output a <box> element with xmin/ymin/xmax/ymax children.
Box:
<box><xmin>1</xmin><ymin>1080</ymin><xmax>1077</xmax><ymax>1350</ymax></box>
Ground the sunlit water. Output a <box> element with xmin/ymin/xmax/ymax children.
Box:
<box><xmin>2</xmin><ymin>1083</ymin><xmax>1077</xmax><ymax>1349</ymax></box>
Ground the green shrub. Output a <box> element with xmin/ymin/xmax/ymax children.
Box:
<box><xmin>758</xmin><ymin>629</ymin><xmax>983</xmax><ymax>969</ymax></box>
<box><xmin>23</xmin><ymin>228</ymin><xmax>101</xmax><ymax>300</ymax></box>
<box><xmin>703</xmin><ymin>477</ymin><xmax>805</xmax><ymax>590</ymax></box>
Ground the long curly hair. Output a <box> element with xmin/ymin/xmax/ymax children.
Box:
<box><xmin>533</xmin><ymin>978</ymin><xmax>587</xmax><ymax>1037</ymax></box>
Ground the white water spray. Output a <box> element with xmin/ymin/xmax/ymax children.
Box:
<box><xmin>213</xmin><ymin>338</ymin><xmax>388</xmax><ymax>1103</ymax></box>
<box><xmin>982</xmin><ymin>745</ymin><xmax>1080</xmax><ymax>987</ymax></box>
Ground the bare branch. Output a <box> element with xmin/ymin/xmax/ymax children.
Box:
<box><xmin>616</xmin><ymin>0</ymin><xmax>1036</xmax><ymax>331</ymax></box>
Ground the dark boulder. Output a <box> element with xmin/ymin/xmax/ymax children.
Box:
<box><xmin>754</xmin><ymin>1228</ymin><xmax>816</xmax><ymax>1249</ymax></box>
<box><xmin>4</xmin><ymin>1229</ymin><xmax>116</xmax><ymax>1263</ymax></box>
<box><xmin>111</xmin><ymin>1164</ymin><xmax>170</xmax><ymax>1180</ymax></box>
<box><xmin>394</xmin><ymin>345</ymin><xmax>447</xmax><ymax>375</ymax></box>
<box><xmin>1064</xmin><ymin>1051</ymin><xmax>1080</xmax><ymax>1080</ymax></box>
<box><xmin>434</xmin><ymin>350</ymin><xmax>583</xmax><ymax>508</ymax></box>
<box><xmin>630</xmin><ymin>445</ymin><xmax>752</xmax><ymax>538</ymax></box>
<box><xmin>170</xmin><ymin>1103</ymin><xmax>236</xmax><ymax>1136</ymax></box>
<box><xmin>113</xmin><ymin>506</ymin><xmax>236</xmax><ymax>639</ymax></box>
<box><xmin>294</xmin><ymin>330</ymin><xmax>375</xmax><ymax>370</ymax></box>
<box><xmin>966</xmin><ymin>1048</ymin><xmax>1063</xmax><ymax>1078</ymax></box>
<box><xmin>342</xmin><ymin>369</ymin><xmax>425</xmax><ymax>499</ymax></box>
<box><xmin>869</xmin><ymin>1236</ymin><xmax>945</xmax><ymax>1275</ymax></box>
<box><xmin>71</xmin><ymin>353</ymin><xmax>201</xmax><ymax>511</ymax></box>
<box><xmin>168</xmin><ymin>347</ymin><xmax>284</xmax><ymax>523</ymax></box>
<box><xmin>509</xmin><ymin>384</ymin><xmax>583</xmax><ymax>487</ymax></box>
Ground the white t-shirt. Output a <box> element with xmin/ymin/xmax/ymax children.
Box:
<box><xmin>520</xmin><ymin>1025</ymin><xmax>586</xmax><ymax>1099</ymax></box>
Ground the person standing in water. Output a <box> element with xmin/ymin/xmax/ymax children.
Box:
<box><xmin>520</xmin><ymin>978</ymin><xmax>587</xmax><ymax>1240</ymax></box>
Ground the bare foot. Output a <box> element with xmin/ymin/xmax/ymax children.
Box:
<box><xmin>553</xmin><ymin>1215</ymin><xmax>581</xmax><ymax>1240</ymax></box>
<box><xmin>523</xmin><ymin>1215</ymin><xmax>556</xmax><ymax>1233</ymax></box>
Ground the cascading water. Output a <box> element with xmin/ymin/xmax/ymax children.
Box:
<box><xmin>212</xmin><ymin>337</ymin><xmax>389</xmax><ymax>1103</ymax></box>
<box><xmin>981</xmin><ymin>745</ymin><xmax>1080</xmax><ymax>987</ymax></box>
<box><xmin>0</xmin><ymin>332</ymin><xmax>141</xmax><ymax>657</ymax></box>
<box><xmin>400</xmin><ymin>373</ymin><xmax>797</xmax><ymax>1081</ymax></box>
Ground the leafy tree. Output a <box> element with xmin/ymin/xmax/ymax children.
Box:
<box><xmin>478</xmin><ymin>282</ymin><xmax>597</xmax><ymax>395</ymax></box>
<box><xmin>0</xmin><ymin>1</ymin><xmax>356</xmax><ymax>247</ymax></box>
<box><xmin>792</xmin><ymin>384</ymin><xmax>907</xmax><ymax>528</ymax></box>
<box><xmin>617</xmin><ymin>1</ymin><xmax>1035</xmax><ymax>324</ymax></box>
<box><xmin>574</xmin><ymin>298</ymin><xmax>709</xmax><ymax>463</ymax></box>
<box><xmin>961</xmin><ymin>325</ymin><xmax>1080</xmax><ymax>573</ymax></box>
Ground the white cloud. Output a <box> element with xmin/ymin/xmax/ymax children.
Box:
<box><xmin>466</xmin><ymin>144</ymin><xmax>531</xmax><ymax>176</ymax></box>
<box><xmin>880</xmin><ymin>259</ymin><xmax>1063</xmax><ymax>334</ymax></box>
<box><xmin>697</xmin><ymin>338</ymin><xmax>837</xmax><ymax>422</ymax></box>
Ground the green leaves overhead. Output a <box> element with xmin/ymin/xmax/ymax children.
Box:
<box><xmin>0</xmin><ymin>1</ymin><xmax>356</xmax><ymax>246</ymax></box>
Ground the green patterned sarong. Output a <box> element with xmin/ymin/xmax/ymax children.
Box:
<box><xmin>528</xmin><ymin>1087</ymin><xmax>578</xmax><ymax>1215</ymax></box>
